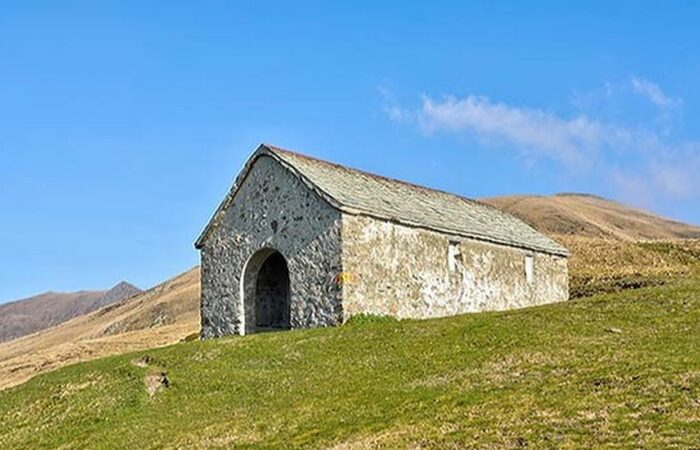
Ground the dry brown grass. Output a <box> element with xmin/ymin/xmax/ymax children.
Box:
<box><xmin>0</xmin><ymin>268</ymin><xmax>200</xmax><ymax>390</ymax></box>
<box><xmin>559</xmin><ymin>236</ymin><xmax>700</xmax><ymax>297</ymax></box>
<box><xmin>483</xmin><ymin>193</ymin><xmax>700</xmax><ymax>240</ymax></box>
<box><xmin>483</xmin><ymin>194</ymin><xmax>700</xmax><ymax>297</ymax></box>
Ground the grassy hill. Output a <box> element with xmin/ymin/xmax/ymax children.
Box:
<box><xmin>1</xmin><ymin>193</ymin><xmax>699</xmax><ymax>447</ymax></box>
<box><xmin>2</xmin><ymin>194</ymin><xmax>700</xmax><ymax>392</ymax></box>
<box><xmin>0</xmin><ymin>281</ymin><xmax>698</xmax><ymax>449</ymax></box>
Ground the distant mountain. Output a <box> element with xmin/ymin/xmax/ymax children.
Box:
<box><xmin>482</xmin><ymin>193</ymin><xmax>700</xmax><ymax>241</ymax></box>
<box><xmin>0</xmin><ymin>282</ymin><xmax>142</xmax><ymax>343</ymax></box>
<box><xmin>0</xmin><ymin>269</ymin><xmax>198</xmax><ymax>390</ymax></box>
<box><xmin>98</xmin><ymin>282</ymin><xmax>143</xmax><ymax>308</ymax></box>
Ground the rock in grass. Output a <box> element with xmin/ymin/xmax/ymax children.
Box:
<box><xmin>605</xmin><ymin>327</ymin><xmax>623</xmax><ymax>334</ymax></box>
<box><xmin>145</xmin><ymin>372</ymin><xmax>170</xmax><ymax>396</ymax></box>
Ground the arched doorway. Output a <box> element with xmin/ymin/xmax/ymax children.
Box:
<box><xmin>254</xmin><ymin>252</ymin><xmax>290</xmax><ymax>330</ymax></box>
<box><xmin>240</xmin><ymin>249</ymin><xmax>291</xmax><ymax>334</ymax></box>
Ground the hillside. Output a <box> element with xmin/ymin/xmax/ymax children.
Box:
<box><xmin>0</xmin><ymin>282</ymin><xmax>142</xmax><ymax>343</ymax></box>
<box><xmin>483</xmin><ymin>194</ymin><xmax>700</xmax><ymax>297</ymax></box>
<box><xmin>0</xmin><ymin>281</ymin><xmax>698</xmax><ymax>449</ymax></box>
<box><xmin>2</xmin><ymin>195</ymin><xmax>700</xmax><ymax>391</ymax></box>
<box><xmin>482</xmin><ymin>193</ymin><xmax>700</xmax><ymax>240</ymax></box>
<box><xmin>0</xmin><ymin>269</ymin><xmax>199</xmax><ymax>390</ymax></box>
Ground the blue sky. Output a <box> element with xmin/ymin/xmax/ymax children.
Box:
<box><xmin>1</xmin><ymin>1</ymin><xmax>699</xmax><ymax>302</ymax></box>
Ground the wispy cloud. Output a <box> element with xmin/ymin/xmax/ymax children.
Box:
<box><xmin>610</xmin><ymin>155</ymin><xmax>700</xmax><ymax>207</ymax></box>
<box><xmin>378</xmin><ymin>85</ymin><xmax>412</xmax><ymax>123</ymax></box>
<box><xmin>418</xmin><ymin>95</ymin><xmax>642</xmax><ymax>168</ymax></box>
<box><xmin>631</xmin><ymin>76</ymin><xmax>682</xmax><ymax>109</ymax></box>
<box><xmin>386</xmin><ymin>80</ymin><xmax>699</xmax><ymax>208</ymax></box>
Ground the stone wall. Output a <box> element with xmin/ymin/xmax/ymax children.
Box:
<box><xmin>199</xmin><ymin>155</ymin><xmax>343</xmax><ymax>338</ymax></box>
<box><xmin>340</xmin><ymin>215</ymin><xmax>568</xmax><ymax>320</ymax></box>
<box><xmin>199</xmin><ymin>154</ymin><xmax>569</xmax><ymax>337</ymax></box>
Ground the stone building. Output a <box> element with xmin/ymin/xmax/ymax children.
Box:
<box><xmin>195</xmin><ymin>144</ymin><xmax>569</xmax><ymax>338</ymax></box>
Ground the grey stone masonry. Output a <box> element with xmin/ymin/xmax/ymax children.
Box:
<box><xmin>340</xmin><ymin>215</ymin><xmax>568</xmax><ymax>320</ymax></box>
<box><xmin>199</xmin><ymin>154</ymin><xmax>343</xmax><ymax>338</ymax></box>
<box><xmin>196</xmin><ymin>144</ymin><xmax>569</xmax><ymax>339</ymax></box>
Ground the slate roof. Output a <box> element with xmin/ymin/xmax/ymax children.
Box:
<box><xmin>195</xmin><ymin>144</ymin><xmax>569</xmax><ymax>256</ymax></box>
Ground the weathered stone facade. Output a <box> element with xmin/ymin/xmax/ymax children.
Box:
<box><xmin>341</xmin><ymin>215</ymin><xmax>568</xmax><ymax>320</ymax></box>
<box><xmin>199</xmin><ymin>155</ymin><xmax>343</xmax><ymax>338</ymax></box>
<box><xmin>196</xmin><ymin>145</ymin><xmax>569</xmax><ymax>338</ymax></box>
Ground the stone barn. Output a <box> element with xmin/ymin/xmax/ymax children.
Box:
<box><xmin>195</xmin><ymin>144</ymin><xmax>569</xmax><ymax>338</ymax></box>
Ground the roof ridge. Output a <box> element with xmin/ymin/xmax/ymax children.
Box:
<box><xmin>263</xmin><ymin>144</ymin><xmax>505</xmax><ymax>213</ymax></box>
<box><xmin>263</xmin><ymin>144</ymin><xmax>567</xmax><ymax>255</ymax></box>
<box><xmin>196</xmin><ymin>143</ymin><xmax>569</xmax><ymax>256</ymax></box>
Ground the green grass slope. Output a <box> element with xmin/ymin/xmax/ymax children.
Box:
<box><xmin>1</xmin><ymin>282</ymin><xmax>699</xmax><ymax>449</ymax></box>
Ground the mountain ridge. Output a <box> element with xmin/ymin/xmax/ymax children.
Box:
<box><xmin>0</xmin><ymin>281</ymin><xmax>142</xmax><ymax>344</ymax></box>
<box><xmin>481</xmin><ymin>193</ymin><xmax>700</xmax><ymax>241</ymax></box>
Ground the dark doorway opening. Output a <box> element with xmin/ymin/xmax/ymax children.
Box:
<box><xmin>254</xmin><ymin>251</ymin><xmax>291</xmax><ymax>331</ymax></box>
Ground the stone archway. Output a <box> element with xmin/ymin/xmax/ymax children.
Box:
<box><xmin>240</xmin><ymin>248</ymin><xmax>291</xmax><ymax>334</ymax></box>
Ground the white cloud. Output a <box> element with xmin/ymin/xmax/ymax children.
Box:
<box><xmin>631</xmin><ymin>77</ymin><xmax>681</xmax><ymax>109</ymax></box>
<box><xmin>378</xmin><ymin>85</ymin><xmax>412</xmax><ymax>123</ymax></box>
<box><xmin>608</xmin><ymin>169</ymin><xmax>654</xmax><ymax>208</ymax></box>
<box><xmin>416</xmin><ymin>94</ymin><xmax>655</xmax><ymax>168</ymax></box>
<box><xmin>610</xmin><ymin>159</ymin><xmax>699</xmax><ymax>207</ymax></box>
<box><xmin>419</xmin><ymin>95</ymin><xmax>602</xmax><ymax>166</ymax></box>
<box><xmin>386</xmin><ymin>87</ymin><xmax>699</xmax><ymax>207</ymax></box>
<box><xmin>385</xmin><ymin>105</ymin><xmax>410</xmax><ymax>123</ymax></box>
<box><xmin>651</xmin><ymin>149</ymin><xmax>700</xmax><ymax>199</ymax></box>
